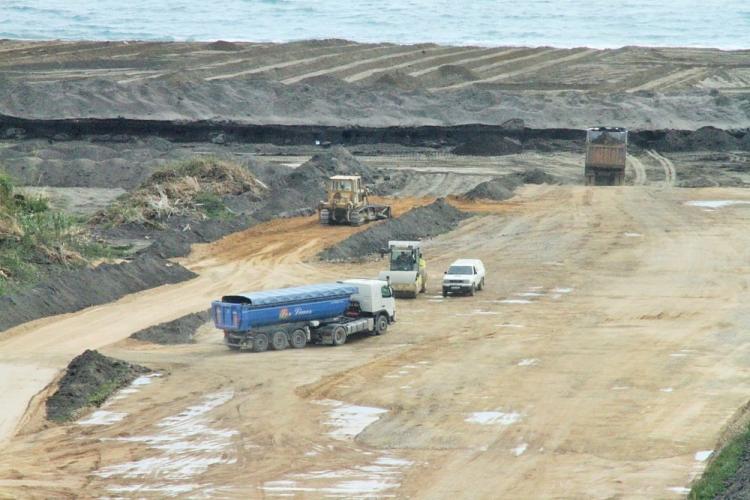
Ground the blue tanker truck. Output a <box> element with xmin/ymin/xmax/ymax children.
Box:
<box><xmin>212</xmin><ymin>279</ymin><xmax>396</xmax><ymax>352</ymax></box>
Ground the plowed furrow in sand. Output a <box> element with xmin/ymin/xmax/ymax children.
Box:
<box><xmin>439</xmin><ymin>48</ymin><xmax>599</xmax><ymax>90</ymax></box>
<box><xmin>408</xmin><ymin>47</ymin><xmax>526</xmax><ymax>76</ymax></box>
<box><xmin>344</xmin><ymin>46</ymin><xmax>484</xmax><ymax>82</ymax></box>
<box><xmin>281</xmin><ymin>45</ymin><xmax>435</xmax><ymax>84</ymax></box>
<box><xmin>627</xmin><ymin>66</ymin><xmax>707</xmax><ymax>92</ymax></box>
<box><xmin>205</xmin><ymin>44</ymin><xmax>379</xmax><ymax>81</ymax></box>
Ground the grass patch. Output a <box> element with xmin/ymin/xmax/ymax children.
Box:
<box><xmin>690</xmin><ymin>428</ymin><xmax>750</xmax><ymax>499</ymax></box>
<box><xmin>0</xmin><ymin>171</ymin><xmax>125</xmax><ymax>294</ymax></box>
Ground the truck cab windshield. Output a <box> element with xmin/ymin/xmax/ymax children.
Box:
<box><xmin>332</xmin><ymin>179</ymin><xmax>353</xmax><ymax>191</ymax></box>
<box><xmin>448</xmin><ymin>265</ymin><xmax>473</xmax><ymax>275</ymax></box>
<box><xmin>391</xmin><ymin>250</ymin><xmax>416</xmax><ymax>271</ymax></box>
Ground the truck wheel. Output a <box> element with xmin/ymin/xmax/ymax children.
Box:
<box><xmin>478</xmin><ymin>278</ymin><xmax>484</xmax><ymax>291</ymax></box>
<box><xmin>469</xmin><ymin>284</ymin><xmax>476</xmax><ymax>296</ymax></box>
<box><xmin>271</xmin><ymin>331</ymin><xmax>288</xmax><ymax>351</ymax></box>
<box><xmin>375</xmin><ymin>314</ymin><xmax>389</xmax><ymax>335</ymax></box>
<box><xmin>253</xmin><ymin>333</ymin><xmax>269</xmax><ymax>352</ymax></box>
<box><xmin>290</xmin><ymin>329</ymin><xmax>307</xmax><ymax>349</ymax></box>
<box><xmin>333</xmin><ymin>326</ymin><xmax>347</xmax><ymax>346</ymax></box>
<box><xmin>442</xmin><ymin>289</ymin><xmax>448</xmax><ymax>298</ymax></box>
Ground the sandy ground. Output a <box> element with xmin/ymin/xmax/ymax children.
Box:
<box><xmin>0</xmin><ymin>40</ymin><xmax>748</xmax><ymax>128</ymax></box>
<box><xmin>2</xmin><ymin>185</ymin><xmax>750</xmax><ymax>497</ymax></box>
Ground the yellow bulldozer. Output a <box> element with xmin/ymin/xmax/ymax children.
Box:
<box><xmin>318</xmin><ymin>175</ymin><xmax>392</xmax><ymax>226</ymax></box>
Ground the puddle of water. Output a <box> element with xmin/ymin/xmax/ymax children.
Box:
<box><xmin>612</xmin><ymin>386</ymin><xmax>629</xmax><ymax>391</ymax></box>
<box><xmin>458</xmin><ymin>309</ymin><xmax>502</xmax><ymax>316</ymax></box>
<box><xmin>517</xmin><ymin>292</ymin><xmax>544</xmax><ymax>297</ymax></box>
<box><xmin>511</xmin><ymin>443</ymin><xmax>528</xmax><ymax>456</ymax></box>
<box><xmin>95</xmin><ymin>390</ymin><xmax>237</xmax><ymax>494</ymax></box>
<box><xmin>661</xmin><ymin>387</ymin><xmax>674</xmax><ymax>393</ymax></box>
<box><xmin>383</xmin><ymin>374</ymin><xmax>401</xmax><ymax>379</ymax></box>
<box><xmin>108</xmin><ymin>483</ymin><xmax>212</xmax><ymax>496</ymax></box>
<box><xmin>695</xmin><ymin>450</ymin><xmax>713</xmax><ymax>462</ymax></box>
<box><xmin>499</xmin><ymin>299</ymin><xmax>532</xmax><ymax>305</ymax></box>
<box><xmin>262</xmin><ymin>455</ymin><xmax>413</xmax><ymax>498</ymax></box>
<box><xmin>670</xmin><ymin>353</ymin><xmax>688</xmax><ymax>358</ymax></box>
<box><xmin>466</xmin><ymin>411</ymin><xmax>522</xmax><ymax>426</ymax></box>
<box><xmin>317</xmin><ymin>400</ymin><xmax>387</xmax><ymax>440</ymax></box>
<box><xmin>497</xmin><ymin>323</ymin><xmax>525</xmax><ymax>329</ymax></box>
<box><xmin>624</xmin><ymin>232</ymin><xmax>642</xmax><ymax>237</ymax></box>
<box><xmin>79</xmin><ymin>410</ymin><xmax>128</xmax><ymax>426</ymax></box>
<box><xmin>517</xmin><ymin>358</ymin><xmax>538</xmax><ymax>367</ymax></box>
<box><xmin>552</xmin><ymin>287</ymin><xmax>573</xmax><ymax>294</ymax></box>
<box><xmin>686</xmin><ymin>200</ymin><xmax>750</xmax><ymax>209</ymax></box>
<box><xmin>417</xmin><ymin>361</ymin><xmax>430</xmax><ymax>365</ymax></box>
<box><xmin>667</xmin><ymin>486</ymin><xmax>691</xmax><ymax>494</ymax></box>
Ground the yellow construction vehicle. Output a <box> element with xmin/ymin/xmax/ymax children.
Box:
<box><xmin>318</xmin><ymin>175</ymin><xmax>391</xmax><ymax>226</ymax></box>
<box><xmin>378</xmin><ymin>240</ymin><xmax>427</xmax><ymax>298</ymax></box>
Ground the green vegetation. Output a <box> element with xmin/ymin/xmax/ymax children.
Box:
<box><xmin>95</xmin><ymin>157</ymin><xmax>264</xmax><ymax>227</ymax></box>
<box><xmin>690</xmin><ymin>427</ymin><xmax>750</xmax><ymax>499</ymax></box>
<box><xmin>0</xmin><ymin>172</ymin><xmax>119</xmax><ymax>295</ymax></box>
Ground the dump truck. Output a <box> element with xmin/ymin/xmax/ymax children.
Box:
<box><xmin>584</xmin><ymin>127</ymin><xmax>628</xmax><ymax>186</ymax></box>
<box><xmin>318</xmin><ymin>175</ymin><xmax>391</xmax><ymax>226</ymax></box>
<box><xmin>378</xmin><ymin>240</ymin><xmax>427</xmax><ymax>298</ymax></box>
<box><xmin>211</xmin><ymin>280</ymin><xmax>395</xmax><ymax>352</ymax></box>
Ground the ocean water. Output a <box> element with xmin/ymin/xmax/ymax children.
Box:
<box><xmin>1</xmin><ymin>0</ymin><xmax>749</xmax><ymax>49</ymax></box>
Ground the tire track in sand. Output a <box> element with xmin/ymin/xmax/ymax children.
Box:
<box><xmin>646</xmin><ymin>150</ymin><xmax>677</xmax><ymax>187</ymax></box>
<box><xmin>627</xmin><ymin>156</ymin><xmax>648</xmax><ymax>185</ymax></box>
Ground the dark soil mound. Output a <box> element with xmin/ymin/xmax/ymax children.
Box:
<box><xmin>463</xmin><ymin>178</ymin><xmax>520</xmax><ymax>201</ymax></box>
<box><xmin>206</xmin><ymin>40</ymin><xmax>242</xmax><ymax>51</ymax></box>
<box><xmin>255</xmin><ymin>146</ymin><xmax>376</xmax><ymax>220</ymax></box>
<box><xmin>651</xmin><ymin>127</ymin><xmax>748</xmax><ymax>152</ymax></box>
<box><xmin>500</xmin><ymin>118</ymin><xmax>525</xmax><ymax>130</ymax></box>
<box><xmin>131</xmin><ymin>310</ymin><xmax>210</xmax><ymax>344</ymax></box>
<box><xmin>46</xmin><ymin>350</ymin><xmax>150</xmax><ymax>422</ymax></box>
<box><xmin>371</xmin><ymin>71</ymin><xmax>425</xmax><ymax>91</ymax></box>
<box><xmin>0</xmin><ymin>254</ymin><xmax>195</xmax><ymax>332</ymax></box>
<box><xmin>463</xmin><ymin>169</ymin><xmax>561</xmax><ymax>201</ymax></box>
<box><xmin>319</xmin><ymin>199</ymin><xmax>470</xmax><ymax>261</ymax></box>
<box><xmin>424</xmin><ymin>65</ymin><xmax>480</xmax><ymax>87</ymax></box>
<box><xmin>453</xmin><ymin>136</ymin><xmax>523</xmax><ymax>156</ymax></box>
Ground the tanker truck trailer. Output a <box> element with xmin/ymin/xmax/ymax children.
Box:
<box><xmin>212</xmin><ymin>280</ymin><xmax>395</xmax><ymax>352</ymax></box>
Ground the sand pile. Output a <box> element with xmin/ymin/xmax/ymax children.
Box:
<box><xmin>46</xmin><ymin>349</ymin><xmax>150</xmax><ymax>422</ymax></box>
<box><xmin>453</xmin><ymin>136</ymin><xmax>523</xmax><ymax>156</ymax></box>
<box><xmin>422</xmin><ymin>65</ymin><xmax>480</xmax><ymax>87</ymax></box>
<box><xmin>370</xmin><ymin>71</ymin><xmax>425</xmax><ymax>91</ymax></box>
<box><xmin>319</xmin><ymin>199</ymin><xmax>469</xmax><ymax>261</ymax></box>
<box><xmin>131</xmin><ymin>310</ymin><xmax>210</xmax><ymax>344</ymax></box>
<box><xmin>463</xmin><ymin>169</ymin><xmax>561</xmax><ymax>201</ymax></box>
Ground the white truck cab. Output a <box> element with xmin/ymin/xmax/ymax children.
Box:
<box><xmin>442</xmin><ymin>259</ymin><xmax>486</xmax><ymax>297</ymax></box>
<box><xmin>340</xmin><ymin>278</ymin><xmax>396</xmax><ymax>323</ymax></box>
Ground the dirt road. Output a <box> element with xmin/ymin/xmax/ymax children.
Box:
<box><xmin>3</xmin><ymin>186</ymin><xmax>750</xmax><ymax>498</ymax></box>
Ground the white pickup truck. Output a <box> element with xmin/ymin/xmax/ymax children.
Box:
<box><xmin>442</xmin><ymin>259</ymin><xmax>486</xmax><ymax>297</ymax></box>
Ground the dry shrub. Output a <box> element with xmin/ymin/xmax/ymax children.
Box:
<box><xmin>97</xmin><ymin>157</ymin><xmax>267</xmax><ymax>226</ymax></box>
